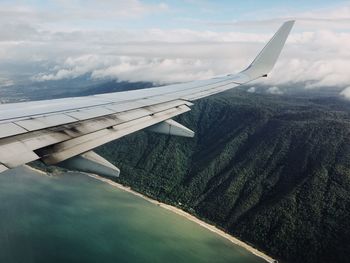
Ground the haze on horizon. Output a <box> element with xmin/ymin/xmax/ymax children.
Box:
<box><xmin>0</xmin><ymin>0</ymin><xmax>350</xmax><ymax>97</ymax></box>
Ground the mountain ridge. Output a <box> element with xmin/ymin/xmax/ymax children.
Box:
<box><xmin>96</xmin><ymin>90</ymin><xmax>350</xmax><ymax>263</ymax></box>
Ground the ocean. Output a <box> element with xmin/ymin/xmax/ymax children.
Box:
<box><xmin>0</xmin><ymin>167</ymin><xmax>264</xmax><ymax>263</ymax></box>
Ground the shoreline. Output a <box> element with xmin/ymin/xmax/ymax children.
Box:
<box><xmin>24</xmin><ymin>165</ymin><xmax>275</xmax><ymax>263</ymax></box>
<box><xmin>25</xmin><ymin>165</ymin><xmax>50</xmax><ymax>176</ymax></box>
<box><xmin>86</xmin><ymin>173</ymin><xmax>276</xmax><ymax>263</ymax></box>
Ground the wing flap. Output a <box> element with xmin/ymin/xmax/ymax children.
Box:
<box><xmin>15</xmin><ymin>114</ymin><xmax>77</xmax><ymax>131</ymax></box>
<box><xmin>41</xmin><ymin>105</ymin><xmax>191</xmax><ymax>165</ymax></box>
<box><xmin>0</xmin><ymin>99</ymin><xmax>191</xmax><ymax>140</ymax></box>
<box><xmin>0</xmin><ymin>141</ymin><xmax>40</xmax><ymax>168</ymax></box>
<box><xmin>0</xmin><ymin>123</ymin><xmax>28</xmax><ymax>138</ymax></box>
<box><xmin>0</xmin><ymin>100</ymin><xmax>191</xmax><ymax>168</ymax></box>
<box><xmin>65</xmin><ymin>107</ymin><xmax>115</xmax><ymax>121</ymax></box>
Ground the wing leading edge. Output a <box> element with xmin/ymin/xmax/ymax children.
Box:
<box><xmin>0</xmin><ymin>21</ymin><xmax>295</xmax><ymax>175</ymax></box>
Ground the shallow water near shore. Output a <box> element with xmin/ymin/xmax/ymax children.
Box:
<box><xmin>0</xmin><ymin>167</ymin><xmax>264</xmax><ymax>263</ymax></box>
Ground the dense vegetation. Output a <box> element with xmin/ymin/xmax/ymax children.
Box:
<box><xmin>94</xmin><ymin>90</ymin><xmax>350</xmax><ymax>263</ymax></box>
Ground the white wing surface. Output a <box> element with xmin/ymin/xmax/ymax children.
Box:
<box><xmin>0</xmin><ymin>21</ymin><xmax>295</xmax><ymax>176</ymax></box>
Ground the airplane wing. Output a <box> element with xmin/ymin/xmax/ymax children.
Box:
<box><xmin>0</xmin><ymin>21</ymin><xmax>295</xmax><ymax>177</ymax></box>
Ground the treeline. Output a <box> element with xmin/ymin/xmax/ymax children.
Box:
<box><xmin>96</xmin><ymin>90</ymin><xmax>349</xmax><ymax>263</ymax></box>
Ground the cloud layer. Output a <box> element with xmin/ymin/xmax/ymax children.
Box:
<box><xmin>0</xmin><ymin>1</ymin><xmax>349</xmax><ymax>91</ymax></box>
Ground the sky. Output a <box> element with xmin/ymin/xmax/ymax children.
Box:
<box><xmin>0</xmin><ymin>0</ymin><xmax>350</xmax><ymax>96</ymax></box>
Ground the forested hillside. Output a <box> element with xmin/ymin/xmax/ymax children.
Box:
<box><xmin>96</xmin><ymin>90</ymin><xmax>350</xmax><ymax>263</ymax></box>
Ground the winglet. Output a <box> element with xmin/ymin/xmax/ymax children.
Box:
<box><xmin>241</xmin><ymin>20</ymin><xmax>295</xmax><ymax>80</ymax></box>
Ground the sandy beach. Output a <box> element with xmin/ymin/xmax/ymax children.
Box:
<box><xmin>86</xmin><ymin>173</ymin><xmax>276</xmax><ymax>263</ymax></box>
<box><xmin>25</xmin><ymin>165</ymin><xmax>51</xmax><ymax>176</ymax></box>
<box><xmin>24</xmin><ymin>165</ymin><xmax>275</xmax><ymax>262</ymax></box>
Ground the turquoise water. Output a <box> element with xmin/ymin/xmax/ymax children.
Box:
<box><xmin>0</xmin><ymin>167</ymin><xmax>264</xmax><ymax>263</ymax></box>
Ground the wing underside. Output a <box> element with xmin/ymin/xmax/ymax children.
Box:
<box><xmin>0</xmin><ymin>21</ymin><xmax>295</xmax><ymax>175</ymax></box>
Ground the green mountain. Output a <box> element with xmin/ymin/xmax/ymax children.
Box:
<box><xmin>95</xmin><ymin>90</ymin><xmax>350</xmax><ymax>263</ymax></box>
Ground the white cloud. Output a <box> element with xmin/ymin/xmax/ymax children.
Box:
<box><xmin>30</xmin><ymin>27</ymin><xmax>349</xmax><ymax>88</ymax></box>
<box><xmin>208</xmin><ymin>4</ymin><xmax>350</xmax><ymax>31</ymax></box>
<box><xmin>258</xmin><ymin>28</ymin><xmax>350</xmax><ymax>89</ymax></box>
<box><xmin>0</xmin><ymin>77</ymin><xmax>14</xmax><ymax>87</ymax></box>
<box><xmin>247</xmin><ymin>87</ymin><xmax>256</xmax><ymax>93</ymax></box>
<box><xmin>0</xmin><ymin>1</ymin><xmax>349</xmax><ymax>95</ymax></box>
<box><xmin>91</xmin><ymin>57</ymin><xmax>215</xmax><ymax>84</ymax></box>
<box><xmin>33</xmin><ymin>55</ymin><xmax>111</xmax><ymax>81</ymax></box>
<box><xmin>266</xmin><ymin>86</ymin><xmax>283</xmax><ymax>95</ymax></box>
<box><xmin>0</xmin><ymin>0</ymin><xmax>169</xmax><ymax>25</ymax></box>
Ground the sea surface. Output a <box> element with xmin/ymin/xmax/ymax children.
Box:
<box><xmin>0</xmin><ymin>167</ymin><xmax>264</xmax><ymax>263</ymax></box>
